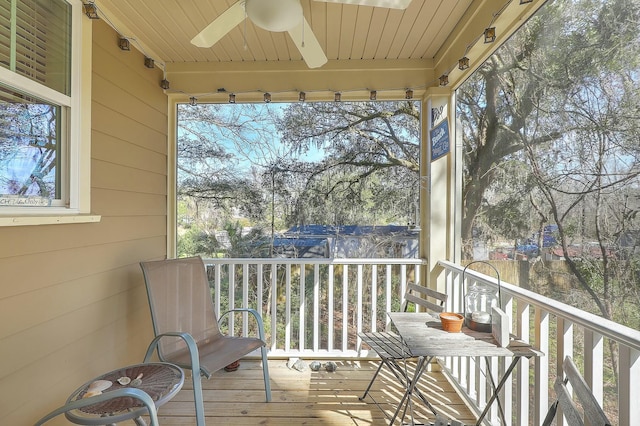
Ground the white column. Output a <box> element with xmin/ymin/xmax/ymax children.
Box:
<box><xmin>421</xmin><ymin>87</ymin><xmax>454</xmax><ymax>293</ymax></box>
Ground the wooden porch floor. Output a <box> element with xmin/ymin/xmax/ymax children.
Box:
<box><xmin>144</xmin><ymin>359</ymin><xmax>476</xmax><ymax>425</ymax></box>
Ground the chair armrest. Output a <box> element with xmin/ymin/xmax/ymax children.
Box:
<box><xmin>219</xmin><ymin>308</ymin><xmax>267</xmax><ymax>341</ymax></box>
<box><xmin>143</xmin><ymin>332</ymin><xmax>208</xmax><ymax>377</ymax></box>
<box><xmin>34</xmin><ymin>388</ymin><xmax>158</xmax><ymax>426</ymax></box>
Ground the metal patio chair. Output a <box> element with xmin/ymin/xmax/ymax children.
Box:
<box><xmin>543</xmin><ymin>356</ymin><xmax>611</xmax><ymax>426</ymax></box>
<box><xmin>140</xmin><ymin>256</ymin><xmax>271</xmax><ymax>426</ymax></box>
<box><xmin>358</xmin><ymin>283</ymin><xmax>448</xmax><ymax>412</ymax></box>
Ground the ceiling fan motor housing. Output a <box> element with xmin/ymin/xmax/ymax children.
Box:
<box><xmin>245</xmin><ymin>0</ymin><xmax>303</xmax><ymax>32</ymax></box>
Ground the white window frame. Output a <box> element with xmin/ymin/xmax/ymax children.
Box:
<box><xmin>0</xmin><ymin>0</ymin><xmax>99</xmax><ymax>226</ymax></box>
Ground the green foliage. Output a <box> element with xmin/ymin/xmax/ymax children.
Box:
<box><xmin>177</xmin><ymin>227</ymin><xmax>219</xmax><ymax>258</ymax></box>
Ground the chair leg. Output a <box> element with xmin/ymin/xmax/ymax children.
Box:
<box><xmin>359</xmin><ymin>360</ymin><xmax>385</xmax><ymax>400</ymax></box>
<box><xmin>260</xmin><ymin>345</ymin><xmax>272</xmax><ymax>402</ymax></box>
<box><xmin>144</xmin><ymin>332</ymin><xmax>206</xmax><ymax>426</ymax></box>
<box><xmin>191</xmin><ymin>367</ymin><xmax>206</xmax><ymax>426</ymax></box>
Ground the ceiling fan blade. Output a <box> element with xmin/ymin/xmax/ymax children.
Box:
<box><xmin>287</xmin><ymin>17</ymin><xmax>328</xmax><ymax>69</ymax></box>
<box><xmin>190</xmin><ymin>1</ymin><xmax>245</xmax><ymax>48</ymax></box>
<box><xmin>313</xmin><ymin>0</ymin><xmax>412</xmax><ymax>9</ymax></box>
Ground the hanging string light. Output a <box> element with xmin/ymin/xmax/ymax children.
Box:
<box><xmin>484</xmin><ymin>27</ymin><xmax>496</xmax><ymax>43</ymax></box>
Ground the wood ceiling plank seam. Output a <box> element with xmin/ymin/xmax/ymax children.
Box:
<box><xmin>397</xmin><ymin>1</ymin><xmax>440</xmax><ymax>59</ymax></box>
<box><xmin>414</xmin><ymin>2</ymin><xmax>470</xmax><ymax>61</ymax></box>
<box><xmin>216</xmin><ymin>29</ymin><xmax>250</xmax><ymax>63</ymax></box>
<box><xmin>384</xmin><ymin>2</ymin><xmax>422</xmax><ymax>60</ymax></box>
<box><xmin>269</xmin><ymin>31</ymin><xmax>292</xmax><ymax>62</ymax></box>
<box><xmin>213</xmin><ymin>17</ymin><xmax>260</xmax><ymax>63</ymax></box>
<box><xmin>362</xmin><ymin>8</ymin><xmax>390</xmax><ymax>60</ymax></box>
<box><xmin>114</xmin><ymin>3</ymin><xmax>176</xmax><ymax>61</ymax></box>
<box><xmin>349</xmin><ymin>6</ymin><xmax>374</xmax><ymax>60</ymax></box>
<box><xmin>163</xmin><ymin>3</ymin><xmax>206</xmax><ymax>62</ymax></box>
<box><xmin>241</xmin><ymin>25</ymin><xmax>269</xmax><ymax>62</ymax></box>
<box><xmin>174</xmin><ymin>0</ymin><xmax>232</xmax><ymax>63</ymax></box>
<box><xmin>337</xmin><ymin>5</ymin><xmax>358</xmax><ymax>59</ymax></box>
<box><xmin>146</xmin><ymin>1</ymin><xmax>206</xmax><ymax>63</ymax></box>
<box><xmin>115</xmin><ymin>1</ymin><xmax>197</xmax><ymax>63</ymax></box>
<box><xmin>242</xmin><ymin>2</ymin><xmax>286</xmax><ymax>61</ymax></box>
<box><xmin>324</xmin><ymin>3</ymin><xmax>343</xmax><ymax>59</ymax></box>
<box><xmin>373</xmin><ymin>9</ymin><xmax>404</xmax><ymax>59</ymax></box>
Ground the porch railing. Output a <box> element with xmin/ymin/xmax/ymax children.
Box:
<box><xmin>202</xmin><ymin>257</ymin><xmax>640</xmax><ymax>425</ymax></box>
<box><xmin>202</xmin><ymin>257</ymin><xmax>425</xmax><ymax>358</ymax></box>
<box><xmin>438</xmin><ymin>259</ymin><xmax>640</xmax><ymax>426</ymax></box>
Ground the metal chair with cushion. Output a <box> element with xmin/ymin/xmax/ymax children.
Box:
<box><xmin>140</xmin><ymin>256</ymin><xmax>271</xmax><ymax>426</ymax></box>
<box><xmin>358</xmin><ymin>282</ymin><xmax>448</xmax><ymax>411</ymax></box>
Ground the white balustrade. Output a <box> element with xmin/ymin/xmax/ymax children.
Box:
<box><xmin>438</xmin><ymin>259</ymin><xmax>640</xmax><ymax>426</ymax></box>
<box><xmin>201</xmin><ymin>257</ymin><xmax>640</xmax><ymax>425</ymax></box>
<box><xmin>203</xmin><ymin>257</ymin><xmax>424</xmax><ymax>357</ymax></box>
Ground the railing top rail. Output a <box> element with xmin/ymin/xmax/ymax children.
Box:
<box><xmin>438</xmin><ymin>259</ymin><xmax>640</xmax><ymax>352</ymax></box>
<box><xmin>202</xmin><ymin>257</ymin><xmax>427</xmax><ymax>266</ymax></box>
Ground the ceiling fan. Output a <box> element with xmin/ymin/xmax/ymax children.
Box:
<box><xmin>190</xmin><ymin>0</ymin><xmax>412</xmax><ymax>69</ymax></box>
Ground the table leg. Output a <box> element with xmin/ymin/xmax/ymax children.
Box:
<box><xmin>389</xmin><ymin>356</ymin><xmax>437</xmax><ymax>425</ymax></box>
<box><xmin>475</xmin><ymin>356</ymin><xmax>522</xmax><ymax>426</ymax></box>
<box><xmin>484</xmin><ymin>357</ymin><xmax>507</xmax><ymax>424</ymax></box>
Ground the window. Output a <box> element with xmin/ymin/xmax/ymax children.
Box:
<box><xmin>0</xmin><ymin>0</ymin><xmax>95</xmax><ymax>224</ymax></box>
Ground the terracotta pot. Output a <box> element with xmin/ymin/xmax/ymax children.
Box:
<box><xmin>439</xmin><ymin>312</ymin><xmax>464</xmax><ymax>333</ymax></box>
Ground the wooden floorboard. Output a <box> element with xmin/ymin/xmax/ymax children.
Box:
<box><xmin>122</xmin><ymin>360</ymin><xmax>476</xmax><ymax>425</ymax></box>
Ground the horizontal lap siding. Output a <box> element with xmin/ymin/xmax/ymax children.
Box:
<box><xmin>0</xmin><ymin>20</ymin><xmax>168</xmax><ymax>425</ymax></box>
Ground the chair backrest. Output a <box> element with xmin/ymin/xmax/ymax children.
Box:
<box><xmin>543</xmin><ymin>356</ymin><xmax>611</xmax><ymax>426</ymax></box>
<box><xmin>140</xmin><ymin>256</ymin><xmax>221</xmax><ymax>360</ymax></box>
<box><xmin>401</xmin><ymin>282</ymin><xmax>448</xmax><ymax>313</ymax></box>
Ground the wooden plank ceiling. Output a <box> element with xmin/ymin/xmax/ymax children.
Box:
<box><xmin>94</xmin><ymin>0</ymin><xmax>471</xmax><ymax>65</ymax></box>
<box><xmin>91</xmin><ymin>0</ymin><xmax>543</xmax><ymax>101</ymax></box>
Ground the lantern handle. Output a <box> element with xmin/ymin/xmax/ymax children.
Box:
<box><xmin>462</xmin><ymin>260</ymin><xmax>502</xmax><ymax>313</ymax></box>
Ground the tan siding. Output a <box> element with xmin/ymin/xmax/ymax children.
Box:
<box><xmin>0</xmin><ymin>216</ymin><xmax>166</xmax><ymax>262</ymax></box>
<box><xmin>92</xmin><ymin>132</ymin><xmax>166</xmax><ymax>175</ymax></box>
<box><xmin>92</xmin><ymin>101</ymin><xmax>167</xmax><ymax>156</ymax></box>
<box><xmin>92</xmin><ymin>159</ymin><xmax>166</xmax><ymax>194</ymax></box>
<box><xmin>0</xmin><ymin>19</ymin><xmax>168</xmax><ymax>425</ymax></box>
<box><xmin>92</xmin><ymin>188</ymin><xmax>166</xmax><ymax>217</ymax></box>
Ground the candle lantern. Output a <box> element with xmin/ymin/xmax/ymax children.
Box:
<box><xmin>462</xmin><ymin>261</ymin><xmax>501</xmax><ymax>333</ymax></box>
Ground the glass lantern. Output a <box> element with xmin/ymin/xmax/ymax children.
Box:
<box><xmin>464</xmin><ymin>282</ymin><xmax>498</xmax><ymax>332</ymax></box>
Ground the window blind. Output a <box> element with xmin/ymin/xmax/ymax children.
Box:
<box><xmin>0</xmin><ymin>0</ymin><xmax>71</xmax><ymax>95</ymax></box>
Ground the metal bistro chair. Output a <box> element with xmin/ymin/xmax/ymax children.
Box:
<box><xmin>140</xmin><ymin>256</ymin><xmax>271</xmax><ymax>426</ymax></box>
<box><xmin>358</xmin><ymin>282</ymin><xmax>448</xmax><ymax>414</ymax></box>
<box><xmin>543</xmin><ymin>356</ymin><xmax>612</xmax><ymax>426</ymax></box>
